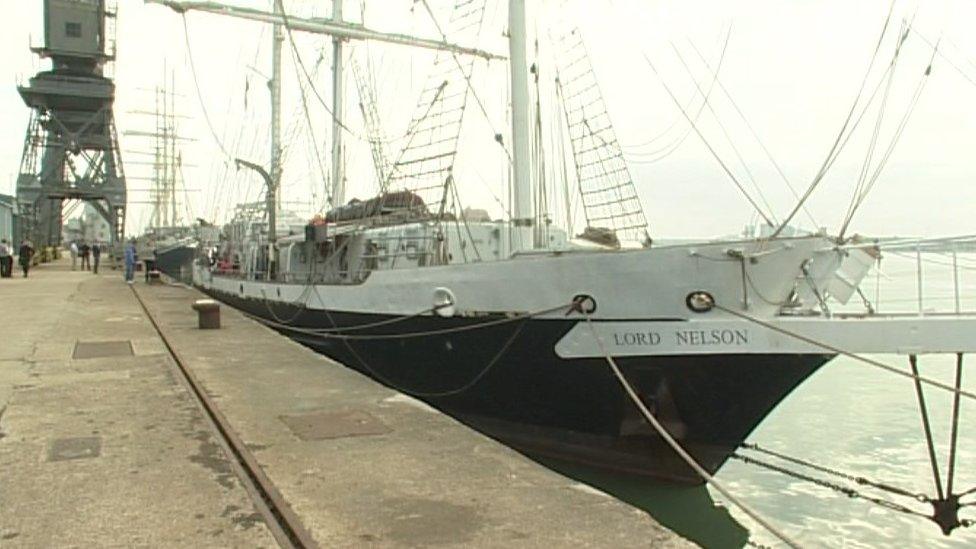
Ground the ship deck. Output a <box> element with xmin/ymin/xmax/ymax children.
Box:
<box><xmin>0</xmin><ymin>257</ymin><xmax>689</xmax><ymax>547</ymax></box>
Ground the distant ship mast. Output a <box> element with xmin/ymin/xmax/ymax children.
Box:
<box><xmin>124</xmin><ymin>64</ymin><xmax>192</xmax><ymax>230</ymax></box>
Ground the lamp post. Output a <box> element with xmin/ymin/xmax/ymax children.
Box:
<box><xmin>234</xmin><ymin>158</ymin><xmax>276</xmax><ymax>280</ymax></box>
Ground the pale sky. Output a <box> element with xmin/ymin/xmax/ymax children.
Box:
<box><xmin>1</xmin><ymin>0</ymin><xmax>975</xmax><ymax>238</ymax></box>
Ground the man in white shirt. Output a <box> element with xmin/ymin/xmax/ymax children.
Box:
<box><xmin>69</xmin><ymin>241</ymin><xmax>78</xmax><ymax>270</ymax></box>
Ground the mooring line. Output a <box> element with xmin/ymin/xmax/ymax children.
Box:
<box><xmin>739</xmin><ymin>442</ymin><xmax>929</xmax><ymax>502</ymax></box>
<box><xmin>730</xmin><ymin>453</ymin><xmax>931</xmax><ymax>519</ymax></box>
<box><xmin>242</xmin><ymin>301</ymin><xmax>573</xmax><ymax>340</ymax></box>
<box><xmin>719</xmin><ymin>302</ymin><xmax>974</xmax><ymax>534</ymax></box>
<box><xmin>130</xmin><ymin>285</ymin><xmax>318</xmax><ymax>549</ymax></box>
<box><xmin>581</xmin><ymin>313</ymin><xmax>801</xmax><ymax>548</ymax></box>
<box><xmin>713</xmin><ymin>303</ymin><xmax>976</xmax><ymax>402</ymax></box>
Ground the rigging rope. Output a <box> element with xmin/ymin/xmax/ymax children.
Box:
<box><xmin>770</xmin><ymin>0</ymin><xmax>899</xmax><ymax>238</ymax></box>
<box><xmin>841</xmin><ymin>22</ymin><xmax>910</xmax><ymax>237</ymax></box>
<box><xmin>276</xmin><ymin>2</ymin><xmax>398</xmax><ymax>145</ymax></box>
<box><xmin>909</xmin><ymin>27</ymin><xmax>976</xmax><ymax>90</ymax></box>
<box><xmin>622</xmin><ymin>27</ymin><xmax>731</xmax><ymax>162</ymax></box>
<box><xmin>418</xmin><ymin>0</ymin><xmax>513</xmax><ymax>163</ymax></box>
<box><xmin>260</xmin><ymin>284</ymin><xmax>316</xmax><ymax>325</ymax></box>
<box><xmin>946</xmin><ymin>353</ymin><xmax>964</xmax><ymax>497</ymax></box>
<box><xmin>638</xmin><ymin>50</ymin><xmax>776</xmax><ymax>226</ymax></box>
<box><xmin>668</xmin><ymin>40</ymin><xmax>779</xmax><ymax>224</ymax></box>
<box><xmin>686</xmin><ymin>39</ymin><xmax>819</xmax><ymax>229</ymax></box>
<box><xmin>910</xmin><ymin>354</ymin><xmax>947</xmax><ymax>501</ymax></box>
<box><xmin>712</xmin><ymin>302</ymin><xmax>976</xmax><ymax>402</ymax></box>
<box><xmin>205</xmin><ymin>25</ymin><xmax>270</xmax><ymax>223</ymax></box>
<box><xmin>624</xmin><ymin>25</ymin><xmax>732</xmax><ymax>164</ymax></box>
<box><xmin>838</xmin><ymin>37</ymin><xmax>939</xmax><ymax>239</ymax></box>
<box><xmin>181</xmin><ymin>15</ymin><xmax>235</xmax><ymax>161</ymax></box>
<box><xmin>283</xmin><ymin>31</ymin><xmax>332</xmax><ymax>207</ymax></box>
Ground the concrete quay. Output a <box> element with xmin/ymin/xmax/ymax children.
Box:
<box><xmin>0</xmin><ymin>258</ymin><xmax>691</xmax><ymax>547</ymax></box>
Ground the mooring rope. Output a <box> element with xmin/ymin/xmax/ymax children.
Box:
<box><xmin>730</xmin><ymin>453</ymin><xmax>932</xmax><ymax>520</ymax></box>
<box><xmin>242</xmin><ymin>302</ymin><xmax>572</xmax><ymax>341</ymax></box>
<box><xmin>580</xmin><ymin>312</ymin><xmax>800</xmax><ymax>548</ymax></box>
<box><xmin>260</xmin><ymin>285</ymin><xmax>316</xmax><ymax>325</ymax></box>
<box><xmin>713</xmin><ymin>303</ymin><xmax>976</xmax><ymax>402</ymax></box>
<box><xmin>253</xmin><ymin>292</ymin><xmax>571</xmax><ymax>398</ymax></box>
<box><xmin>322</xmin><ymin>312</ymin><xmax>529</xmax><ymax>399</ymax></box>
<box><xmin>717</xmin><ymin>302</ymin><xmax>975</xmax><ymax>533</ymax></box>
<box><xmin>739</xmin><ymin>442</ymin><xmax>930</xmax><ymax>502</ymax></box>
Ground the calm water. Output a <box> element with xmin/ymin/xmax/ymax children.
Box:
<box><xmin>551</xmin><ymin>253</ymin><xmax>976</xmax><ymax>548</ymax></box>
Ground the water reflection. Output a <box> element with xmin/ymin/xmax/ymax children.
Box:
<box><xmin>539</xmin><ymin>457</ymin><xmax>749</xmax><ymax>548</ymax></box>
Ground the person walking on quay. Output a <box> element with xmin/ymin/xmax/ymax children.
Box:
<box><xmin>91</xmin><ymin>242</ymin><xmax>101</xmax><ymax>274</ymax></box>
<box><xmin>69</xmin><ymin>240</ymin><xmax>79</xmax><ymax>270</ymax></box>
<box><xmin>0</xmin><ymin>239</ymin><xmax>12</xmax><ymax>278</ymax></box>
<box><xmin>124</xmin><ymin>240</ymin><xmax>136</xmax><ymax>284</ymax></box>
<box><xmin>145</xmin><ymin>246</ymin><xmax>157</xmax><ymax>283</ymax></box>
<box><xmin>18</xmin><ymin>239</ymin><xmax>34</xmax><ymax>278</ymax></box>
<box><xmin>80</xmin><ymin>242</ymin><xmax>91</xmax><ymax>270</ymax></box>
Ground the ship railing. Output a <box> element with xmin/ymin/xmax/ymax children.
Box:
<box><xmin>361</xmin><ymin>233</ymin><xmax>440</xmax><ymax>269</ymax></box>
<box><xmin>250</xmin><ymin>269</ymin><xmax>372</xmax><ymax>286</ymax></box>
<box><xmin>839</xmin><ymin>236</ymin><xmax>976</xmax><ymax>318</ymax></box>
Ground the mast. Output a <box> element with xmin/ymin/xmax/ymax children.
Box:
<box><xmin>163</xmin><ymin>66</ymin><xmax>171</xmax><ymax>226</ymax></box>
<box><xmin>169</xmin><ymin>68</ymin><xmax>178</xmax><ymax>226</ymax></box>
<box><xmin>331</xmin><ymin>0</ymin><xmax>345</xmax><ymax>205</ymax></box>
<box><xmin>149</xmin><ymin>0</ymin><xmax>506</xmax><ymax>215</ymax></box>
<box><xmin>508</xmin><ymin>0</ymin><xmax>535</xmax><ymax>251</ymax></box>
<box><xmin>271</xmin><ymin>0</ymin><xmax>283</xmax><ymax>218</ymax></box>
<box><xmin>148</xmin><ymin>1</ymin><xmax>504</xmax><ymax>61</ymax></box>
<box><xmin>152</xmin><ymin>82</ymin><xmax>162</xmax><ymax>228</ymax></box>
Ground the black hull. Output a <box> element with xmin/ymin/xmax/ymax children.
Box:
<box><xmin>202</xmin><ymin>287</ymin><xmax>831</xmax><ymax>483</ymax></box>
<box><xmin>155</xmin><ymin>245</ymin><xmax>195</xmax><ymax>283</ymax></box>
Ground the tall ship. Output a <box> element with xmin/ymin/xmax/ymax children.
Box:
<box><xmin>126</xmin><ymin>70</ymin><xmax>202</xmax><ymax>282</ymax></box>
<box><xmin>152</xmin><ymin>0</ymin><xmax>976</xmax><ymax>485</ymax></box>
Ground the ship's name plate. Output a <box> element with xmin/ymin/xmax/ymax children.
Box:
<box><xmin>555</xmin><ymin>316</ymin><xmax>976</xmax><ymax>358</ymax></box>
<box><xmin>611</xmin><ymin>329</ymin><xmax>749</xmax><ymax>347</ymax></box>
<box><xmin>553</xmin><ymin>319</ymin><xmax>825</xmax><ymax>358</ymax></box>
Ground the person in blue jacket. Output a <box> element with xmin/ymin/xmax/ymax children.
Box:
<box><xmin>124</xmin><ymin>240</ymin><xmax>137</xmax><ymax>284</ymax></box>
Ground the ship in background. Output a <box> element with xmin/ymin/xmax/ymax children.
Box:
<box><xmin>124</xmin><ymin>69</ymin><xmax>203</xmax><ymax>282</ymax></box>
<box><xmin>150</xmin><ymin>0</ymin><xmax>976</xmax><ymax>489</ymax></box>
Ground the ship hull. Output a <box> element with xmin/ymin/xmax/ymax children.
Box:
<box><xmin>200</xmin><ymin>286</ymin><xmax>831</xmax><ymax>483</ymax></box>
<box><xmin>155</xmin><ymin>244</ymin><xmax>195</xmax><ymax>283</ymax></box>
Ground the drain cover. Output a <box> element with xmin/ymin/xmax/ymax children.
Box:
<box><xmin>48</xmin><ymin>437</ymin><xmax>102</xmax><ymax>462</ymax></box>
<box><xmin>72</xmin><ymin>341</ymin><xmax>134</xmax><ymax>359</ymax></box>
<box><xmin>279</xmin><ymin>410</ymin><xmax>392</xmax><ymax>441</ymax></box>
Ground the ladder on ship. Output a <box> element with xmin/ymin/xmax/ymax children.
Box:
<box><xmin>552</xmin><ymin>27</ymin><xmax>650</xmax><ymax>247</ymax></box>
<box><xmin>383</xmin><ymin>0</ymin><xmax>487</xmax><ymax>218</ymax></box>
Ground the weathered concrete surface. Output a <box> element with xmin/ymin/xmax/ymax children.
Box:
<box><xmin>0</xmin><ymin>260</ymin><xmax>276</xmax><ymax>547</ymax></box>
<box><xmin>136</xmin><ymin>280</ymin><xmax>693</xmax><ymax>547</ymax></box>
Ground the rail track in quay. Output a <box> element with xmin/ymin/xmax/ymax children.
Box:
<box><xmin>130</xmin><ymin>285</ymin><xmax>318</xmax><ymax>549</ymax></box>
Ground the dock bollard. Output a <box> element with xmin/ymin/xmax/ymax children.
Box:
<box><xmin>191</xmin><ymin>299</ymin><xmax>221</xmax><ymax>330</ymax></box>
